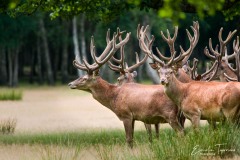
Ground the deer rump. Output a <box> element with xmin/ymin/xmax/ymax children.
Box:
<box><xmin>112</xmin><ymin>83</ymin><xmax>181</xmax><ymax>124</ymax></box>
<box><xmin>175</xmin><ymin>81</ymin><xmax>240</xmax><ymax>122</ymax></box>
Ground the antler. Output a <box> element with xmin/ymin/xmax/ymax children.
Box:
<box><xmin>186</xmin><ymin>58</ymin><xmax>220</xmax><ymax>82</ymax></box>
<box><xmin>224</xmin><ymin>36</ymin><xmax>240</xmax><ymax>81</ymax></box>
<box><xmin>138</xmin><ymin>21</ymin><xmax>199</xmax><ymax>67</ymax></box>
<box><xmin>185</xmin><ymin>58</ymin><xmax>199</xmax><ymax>80</ymax></box>
<box><xmin>108</xmin><ymin>25</ymin><xmax>148</xmax><ymax>74</ymax></box>
<box><xmin>73</xmin><ymin>28</ymin><xmax>131</xmax><ymax>75</ymax></box>
<box><xmin>204</xmin><ymin>27</ymin><xmax>237</xmax><ymax>61</ymax></box>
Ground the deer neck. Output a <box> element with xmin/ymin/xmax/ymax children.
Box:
<box><xmin>177</xmin><ymin>68</ymin><xmax>192</xmax><ymax>83</ymax></box>
<box><xmin>89</xmin><ymin>77</ymin><xmax>118</xmax><ymax>109</ymax></box>
<box><xmin>164</xmin><ymin>74</ymin><xmax>186</xmax><ymax>107</ymax></box>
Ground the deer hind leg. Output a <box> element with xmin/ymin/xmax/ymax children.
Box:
<box><xmin>155</xmin><ymin>123</ymin><xmax>160</xmax><ymax>139</ymax></box>
<box><xmin>123</xmin><ymin>119</ymin><xmax>135</xmax><ymax>148</ymax></box>
<box><xmin>144</xmin><ymin>123</ymin><xmax>152</xmax><ymax>142</ymax></box>
<box><xmin>208</xmin><ymin>120</ymin><xmax>217</xmax><ymax>129</ymax></box>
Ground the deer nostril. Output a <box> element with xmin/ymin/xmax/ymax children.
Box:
<box><xmin>68</xmin><ymin>83</ymin><xmax>72</xmax><ymax>86</ymax></box>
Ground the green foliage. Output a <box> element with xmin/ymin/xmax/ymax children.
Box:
<box><xmin>0</xmin><ymin>89</ymin><xmax>22</xmax><ymax>100</ymax></box>
<box><xmin>1</xmin><ymin>0</ymin><xmax>239</xmax><ymax>23</ymax></box>
<box><xmin>223</xmin><ymin>1</ymin><xmax>240</xmax><ymax>21</ymax></box>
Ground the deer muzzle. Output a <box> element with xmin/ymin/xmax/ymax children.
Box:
<box><xmin>68</xmin><ymin>82</ymin><xmax>77</xmax><ymax>89</ymax></box>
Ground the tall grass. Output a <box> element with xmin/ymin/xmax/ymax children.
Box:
<box><xmin>0</xmin><ymin>118</ymin><xmax>17</xmax><ymax>134</ymax></box>
<box><xmin>0</xmin><ymin>89</ymin><xmax>22</xmax><ymax>100</ymax></box>
<box><xmin>0</xmin><ymin>124</ymin><xmax>239</xmax><ymax>160</ymax></box>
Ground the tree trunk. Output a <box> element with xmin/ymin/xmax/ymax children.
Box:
<box><xmin>29</xmin><ymin>48</ymin><xmax>35</xmax><ymax>84</ymax></box>
<box><xmin>61</xmin><ymin>21</ymin><xmax>70</xmax><ymax>83</ymax></box>
<box><xmin>72</xmin><ymin>16</ymin><xmax>83</xmax><ymax>76</ymax></box>
<box><xmin>7</xmin><ymin>49</ymin><xmax>13</xmax><ymax>87</ymax></box>
<box><xmin>80</xmin><ymin>14</ymin><xmax>87</xmax><ymax>63</ymax></box>
<box><xmin>12</xmin><ymin>48</ymin><xmax>19</xmax><ymax>87</ymax></box>
<box><xmin>39</xmin><ymin>16</ymin><xmax>54</xmax><ymax>85</ymax></box>
<box><xmin>37</xmin><ymin>38</ymin><xmax>43</xmax><ymax>84</ymax></box>
<box><xmin>0</xmin><ymin>48</ymin><xmax>8</xmax><ymax>85</ymax></box>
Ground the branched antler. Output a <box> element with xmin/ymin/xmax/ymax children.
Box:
<box><xmin>73</xmin><ymin>28</ymin><xmax>131</xmax><ymax>75</ymax></box>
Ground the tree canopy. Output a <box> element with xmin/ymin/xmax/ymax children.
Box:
<box><xmin>1</xmin><ymin>0</ymin><xmax>239</xmax><ymax>22</ymax></box>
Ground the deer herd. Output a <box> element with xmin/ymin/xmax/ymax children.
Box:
<box><xmin>68</xmin><ymin>21</ymin><xmax>240</xmax><ymax>148</ymax></box>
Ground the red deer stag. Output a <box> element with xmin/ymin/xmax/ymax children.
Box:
<box><xmin>108</xmin><ymin>36</ymin><xmax>159</xmax><ymax>141</ymax></box>
<box><xmin>145</xmin><ymin>30</ymin><xmax>240</xmax><ymax>129</ymax></box>
<box><xmin>69</xmin><ymin>28</ymin><xmax>184</xmax><ymax>148</ymax></box>
<box><xmin>203</xmin><ymin>28</ymin><xmax>237</xmax><ymax>81</ymax></box>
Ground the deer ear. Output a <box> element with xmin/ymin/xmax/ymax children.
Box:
<box><xmin>132</xmin><ymin>71</ymin><xmax>137</xmax><ymax>77</ymax></box>
<box><xmin>149</xmin><ymin>63</ymin><xmax>158</xmax><ymax>69</ymax></box>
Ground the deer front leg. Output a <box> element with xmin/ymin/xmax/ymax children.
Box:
<box><xmin>155</xmin><ymin>123</ymin><xmax>159</xmax><ymax>139</ymax></box>
<box><xmin>123</xmin><ymin>119</ymin><xmax>135</xmax><ymax>148</ymax></box>
<box><xmin>144</xmin><ymin>123</ymin><xmax>152</xmax><ymax>142</ymax></box>
<box><xmin>183</xmin><ymin>107</ymin><xmax>201</xmax><ymax>130</ymax></box>
<box><xmin>190</xmin><ymin>115</ymin><xmax>201</xmax><ymax>130</ymax></box>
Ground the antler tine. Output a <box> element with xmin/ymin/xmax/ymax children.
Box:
<box><xmin>186</xmin><ymin>58</ymin><xmax>199</xmax><ymax>80</ymax></box>
<box><xmin>204</xmin><ymin>46</ymin><xmax>215</xmax><ymax>60</ymax></box>
<box><xmin>201</xmin><ymin>60</ymin><xmax>218</xmax><ymax>79</ymax></box>
<box><xmin>205</xmin><ymin>60</ymin><xmax>220</xmax><ymax>81</ymax></box>
<box><xmin>73</xmin><ymin>59</ymin><xmax>89</xmax><ymax>72</ymax></box>
<box><xmin>108</xmin><ymin>61</ymin><xmax>124</xmax><ymax>72</ymax></box>
<box><xmin>127</xmin><ymin>52</ymin><xmax>148</xmax><ymax>73</ymax></box>
<box><xmin>160</xmin><ymin>26</ymin><xmax>178</xmax><ymax>57</ymax></box>
<box><xmin>224</xmin><ymin>73</ymin><xmax>238</xmax><ymax>82</ymax></box>
<box><xmin>191</xmin><ymin>58</ymin><xmax>199</xmax><ymax>79</ymax></box>
<box><xmin>208</xmin><ymin>38</ymin><xmax>221</xmax><ymax>57</ymax></box>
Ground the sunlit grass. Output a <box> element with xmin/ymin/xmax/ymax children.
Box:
<box><xmin>0</xmin><ymin>124</ymin><xmax>239</xmax><ymax>160</ymax></box>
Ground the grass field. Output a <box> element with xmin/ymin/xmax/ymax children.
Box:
<box><xmin>0</xmin><ymin>86</ymin><xmax>239</xmax><ymax>159</ymax></box>
<box><xmin>0</xmin><ymin>124</ymin><xmax>239</xmax><ymax>160</ymax></box>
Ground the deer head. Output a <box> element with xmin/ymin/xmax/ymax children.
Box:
<box><xmin>138</xmin><ymin>21</ymin><xmax>199</xmax><ymax>85</ymax></box>
<box><xmin>224</xmin><ymin>36</ymin><xmax>240</xmax><ymax>81</ymax></box>
<box><xmin>68</xmin><ymin>28</ymin><xmax>131</xmax><ymax>90</ymax></box>
<box><xmin>108</xmin><ymin>26</ymin><xmax>148</xmax><ymax>85</ymax></box>
<box><xmin>203</xmin><ymin>27</ymin><xmax>237</xmax><ymax>81</ymax></box>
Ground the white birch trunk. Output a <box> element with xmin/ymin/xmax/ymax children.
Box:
<box><xmin>72</xmin><ymin>16</ymin><xmax>83</xmax><ymax>76</ymax></box>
